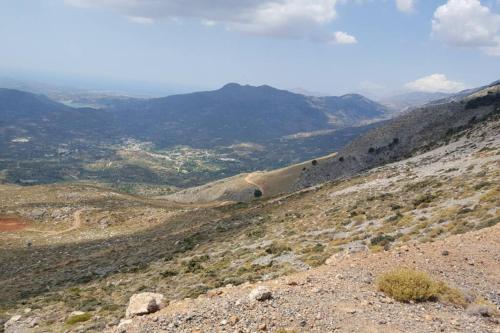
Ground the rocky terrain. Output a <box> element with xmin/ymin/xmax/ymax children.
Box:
<box><xmin>116</xmin><ymin>224</ymin><xmax>500</xmax><ymax>333</ymax></box>
<box><xmin>1</xmin><ymin>89</ymin><xmax>499</xmax><ymax>332</ymax></box>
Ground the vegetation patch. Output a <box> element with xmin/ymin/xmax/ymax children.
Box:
<box><xmin>377</xmin><ymin>268</ymin><xmax>465</xmax><ymax>305</ymax></box>
<box><xmin>65</xmin><ymin>313</ymin><xmax>92</xmax><ymax>325</ymax></box>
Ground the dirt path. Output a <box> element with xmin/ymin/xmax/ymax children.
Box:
<box><xmin>23</xmin><ymin>209</ymin><xmax>85</xmax><ymax>235</ymax></box>
<box><xmin>244</xmin><ymin>173</ymin><xmax>264</xmax><ymax>195</ymax></box>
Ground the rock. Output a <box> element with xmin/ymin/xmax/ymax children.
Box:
<box><xmin>28</xmin><ymin>208</ymin><xmax>46</xmax><ymax>219</ymax></box>
<box><xmin>118</xmin><ymin>319</ymin><xmax>133</xmax><ymax>329</ymax></box>
<box><xmin>248</xmin><ymin>286</ymin><xmax>272</xmax><ymax>302</ymax></box>
<box><xmin>126</xmin><ymin>292</ymin><xmax>165</xmax><ymax>318</ymax></box>
<box><xmin>70</xmin><ymin>311</ymin><xmax>86</xmax><ymax>316</ymax></box>
<box><xmin>229</xmin><ymin>315</ymin><xmax>239</xmax><ymax>325</ymax></box>
<box><xmin>467</xmin><ymin>304</ymin><xmax>497</xmax><ymax>317</ymax></box>
<box><xmin>258</xmin><ymin>323</ymin><xmax>267</xmax><ymax>331</ymax></box>
<box><xmin>4</xmin><ymin>315</ymin><xmax>24</xmax><ymax>333</ymax></box>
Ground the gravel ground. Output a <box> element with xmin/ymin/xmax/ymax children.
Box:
<box><xmin>114</xmin><ymin>225</ymin><xmax>500</xmax><ymax>333</ymax></box>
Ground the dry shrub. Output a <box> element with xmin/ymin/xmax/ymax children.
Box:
<box><xmin>377</xmin><ymin>268</ymin><xmax>465</xmax><ymax>306</ymax></box>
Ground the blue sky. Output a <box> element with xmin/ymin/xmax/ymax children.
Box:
<box><xmin>0</xmin><ymin>0</ymin><xmax>499</xmax><ymax>97</ymax></box>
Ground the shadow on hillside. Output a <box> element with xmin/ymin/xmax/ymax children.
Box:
<box><xmin>0</xmin><ymin>201</ymin><xmax>258</xmax><ymax>306</ymax></box>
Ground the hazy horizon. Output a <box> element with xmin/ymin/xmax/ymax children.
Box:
<box><xmin>1</xmin><ymin>0</ymin><xmax>500</xmax><ymax>97</ymax></box>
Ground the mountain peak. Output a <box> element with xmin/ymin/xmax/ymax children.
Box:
<box><xmin>220</xmin><ymin>82</ymin><xmax>243</xmax><ymax>90</ymax></box>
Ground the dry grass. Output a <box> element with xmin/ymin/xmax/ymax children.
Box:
<box><xmin>377</xmin><ymin>268</ymin><xmax>465</xmax><ymax>306</ymax></box>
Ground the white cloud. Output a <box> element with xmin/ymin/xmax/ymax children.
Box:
<box><xmin>432</xmin><ymin>0</ymin><xmax>500</xmax><ymax>56</ymax></box>
<box><xmin>331</xmin><ymin>31</ymin><xmax>358</xmax><ymax>44</ymax></box>
<box><xmin>395</xmin><ymin>0</ymin><xmax>416</xmax><ymax>13</ymax></box>
<box><xmin>405</xmin><ymin>74</ymin><xmax>466</xmax><ymax>93</ymax></box>
<box><xmin>127</xmin><ymin>16</ymin><xmax>154</xmax><ymax>25</ymax></box>
<box><xmin>65</xmin><ymin>0</ymin><xmax>357</xmax><ymax>44</ymax></box>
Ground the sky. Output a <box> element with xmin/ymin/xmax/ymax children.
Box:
<box><xmin>1</xmin><ymin>0</ymin><xmax>500</xmax><ymax>97</ymax></box>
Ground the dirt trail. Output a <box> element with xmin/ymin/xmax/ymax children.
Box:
<box><xmin>244</xmin><ymin>173</ymin><xmax>264</xmax><ymax>194</ymax></box>
<box><xmin>23</xmin><ymin>209</ymin><xmax>85</xmax><ymax>235</ymax></box>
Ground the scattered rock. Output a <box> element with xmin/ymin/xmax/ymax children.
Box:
<box><xmin>248</xmin><ymin>286</ymin><xmax>272</xmax><ymax>302</ymax></box>
<box><xmin>126</xmin><ymin>292</ymin><xmax>165</xmax><ymax>318</ymax></box>
<box><xmin>4</xmin><ymin>315</ymin><xmax>23</xmax><ymax>333</ymax></box>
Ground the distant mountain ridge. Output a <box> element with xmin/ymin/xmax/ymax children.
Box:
<box><xmin>0</xmin><ymin>83</ymin><xmax>390</xmax><ymax>185</ymax></box>
<box><xmin>1</xmin><ymin>83</ymin><xmax>390</xmax><ymax>151</ymax></box>
<box><xmin>109</xmin><ymin>83</ymin><xmax>390</xmax><ymax>147</ymax></box>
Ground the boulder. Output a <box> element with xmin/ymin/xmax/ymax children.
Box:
<box><xmin>248</xmin><ymin>286</ymin><xmax>272</xmax><ymax>301</ymax></box>
<box><xmin>126</xmin><ymin>292</ymin><xmax>165</xmax><ymax>318</ymax></box>
<box><xmin>4</xmin><ymin>315</ymin><xmax>29</xmax><ymax>333</ymax></box>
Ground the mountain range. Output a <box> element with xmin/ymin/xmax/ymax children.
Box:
<box><xmin>0</xmin><ymin>83</ymin><xmax>390</xmax><ymax>186</ymax></box>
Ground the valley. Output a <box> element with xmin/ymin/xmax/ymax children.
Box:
<box><xmin>0</xmin><ymin>83</ymin><xmax>498</xmax><ymax>332</ymax></box>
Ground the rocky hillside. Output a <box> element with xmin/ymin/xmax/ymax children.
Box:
<box><xmin>161</xmin><ymin>82</ymin><xmax>500</xmax><ymax>204</ymax></box>
<box><xmin>1</xmin><ymin>94</ymin><xmax>498</xmax><ymax>332</ymax></box>
<box><xmin>116</xmin><ymin>225</ymin><xmax>500</xmax><ymax>333</ymax></box>
<box><xmin>296</xmin><ymin>82</ymin><xmax>500</xmax><ymax>189</ymax></box>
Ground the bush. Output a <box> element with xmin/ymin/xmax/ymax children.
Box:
<box><xmin>65</xmin><ymin>313</ymin><xmax>92</xmax><ymax>325</ymax></box>
<box><xmin>377</xmin><ymin>268</ymin><xmax>465</xmax><ymax>305</ymax></box>
<box><xmin>254</xmin><ymin>189</ymin><xmax>263</xmax><ymax>198</ymax></box>
<box><xmin>311</xmin><ymin>159</ymin><xmax>318</xmax><ymax>166</ymax></box>
<box><xmin>377</xmin><ymin>268</ymin><xmax>438</xmax><ymax>302</ymax></box>
<box><xmin>265</xmin><ymin>241</ymin><xmax>291</xmax><ymax>255</ymax></box>
<box><xmin>370</xmin><ymin>234</ymin><xmax>395</xmax><ymax>247</ymax></box>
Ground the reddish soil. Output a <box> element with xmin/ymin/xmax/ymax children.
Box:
<box><xmin>0</xmin><ymin>217</ymin><xmax>27</xmax><ymax>232</ymax></box>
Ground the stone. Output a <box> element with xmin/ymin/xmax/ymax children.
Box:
<box><xmin>248</xmin><ymin>286</ymin><xmax>272</xmax><ymax>301</ymax></box>
<box><xmin>118</xmin><ymin>319</ymin><xmax>133</xmax><ymax>329</ymax></box>
<box><xmin>4</xmin><ymin>315</ymin><xmax>23</xmax><ymax>333</ymax></box>
<box><xmin>467</xmin><ymin>304</ymin><xmax>496</xmax><ymax>317</ymax></box>
<box><xmin>126</xmin><ymin>292</ymin><xmax>165</xmax><ymax>318</ymax></box>
<box><xmin>229</xmin><ymin>315</ymin><xmax>240</xmax><ymax>325</ymax></box>
<box><xmin>70</xmin><ymin>311</ymin><xmax>86</xmax><ymax>316</ymax></box>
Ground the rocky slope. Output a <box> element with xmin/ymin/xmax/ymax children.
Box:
<box><xmin>160</xmin><ymin>81</ymin><xmax>500</xmax><ymax>204</ymax></box>
<box><xmin>116</xmin><ymin>225</ymin><xmax>500</xmax><ymax>333</ymax></box>
<box><xmin>1</xmin><ymin>92</ymin><xmax>498</xmax><ymax>332</ymax></box>
<box><xmin>296</xmin><ymin>82</ymin><xmax>500</xmax><ymax>189</ymax></box>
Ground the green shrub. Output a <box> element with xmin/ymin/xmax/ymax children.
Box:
<box><xmin>370</xmin><ymin>234</ymin><xmax>395</xmax><ymax>247</ymax></box>
<box><xmin>65</xmin><ymin>313</ymin><xmax>92</xmax><ymax>325</ymax></box>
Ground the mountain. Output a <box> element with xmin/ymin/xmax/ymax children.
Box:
<box><xmin>1</xmin><ymin>80</ymin><xmax>499</xmax><ymax>333</ymax></box>
<box><xmin>296</xmin><ymin>81</ymin><xmax>500</xmax><ymax>188</ymax></box>
<box><xmin>381</xmin><ymin>91</ymin><xmax>452</xmax><ymax>112</ymax></box>
<box><xmin>1</xmin><ymin>83</ymin><xmax>390</xmax><ymax>148</ymax></box>
<box><xmin>168</xmin><ymin>80</ymin><xmax>500</xmax><ymax>203</ymax></box>
<box><xmin>0</xmin><ymin>84</ymin><xmax>390</xmax><ymax>185</ymax></box>
<box><xmin>0</xmin><ymin>89</ymin><xmax>112</xmax><ymax>159</ymax></box>
<box><xmin>108</xmin><ymin>83</ymin><xmax>390</xmax><ymax>147</ymax></box>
